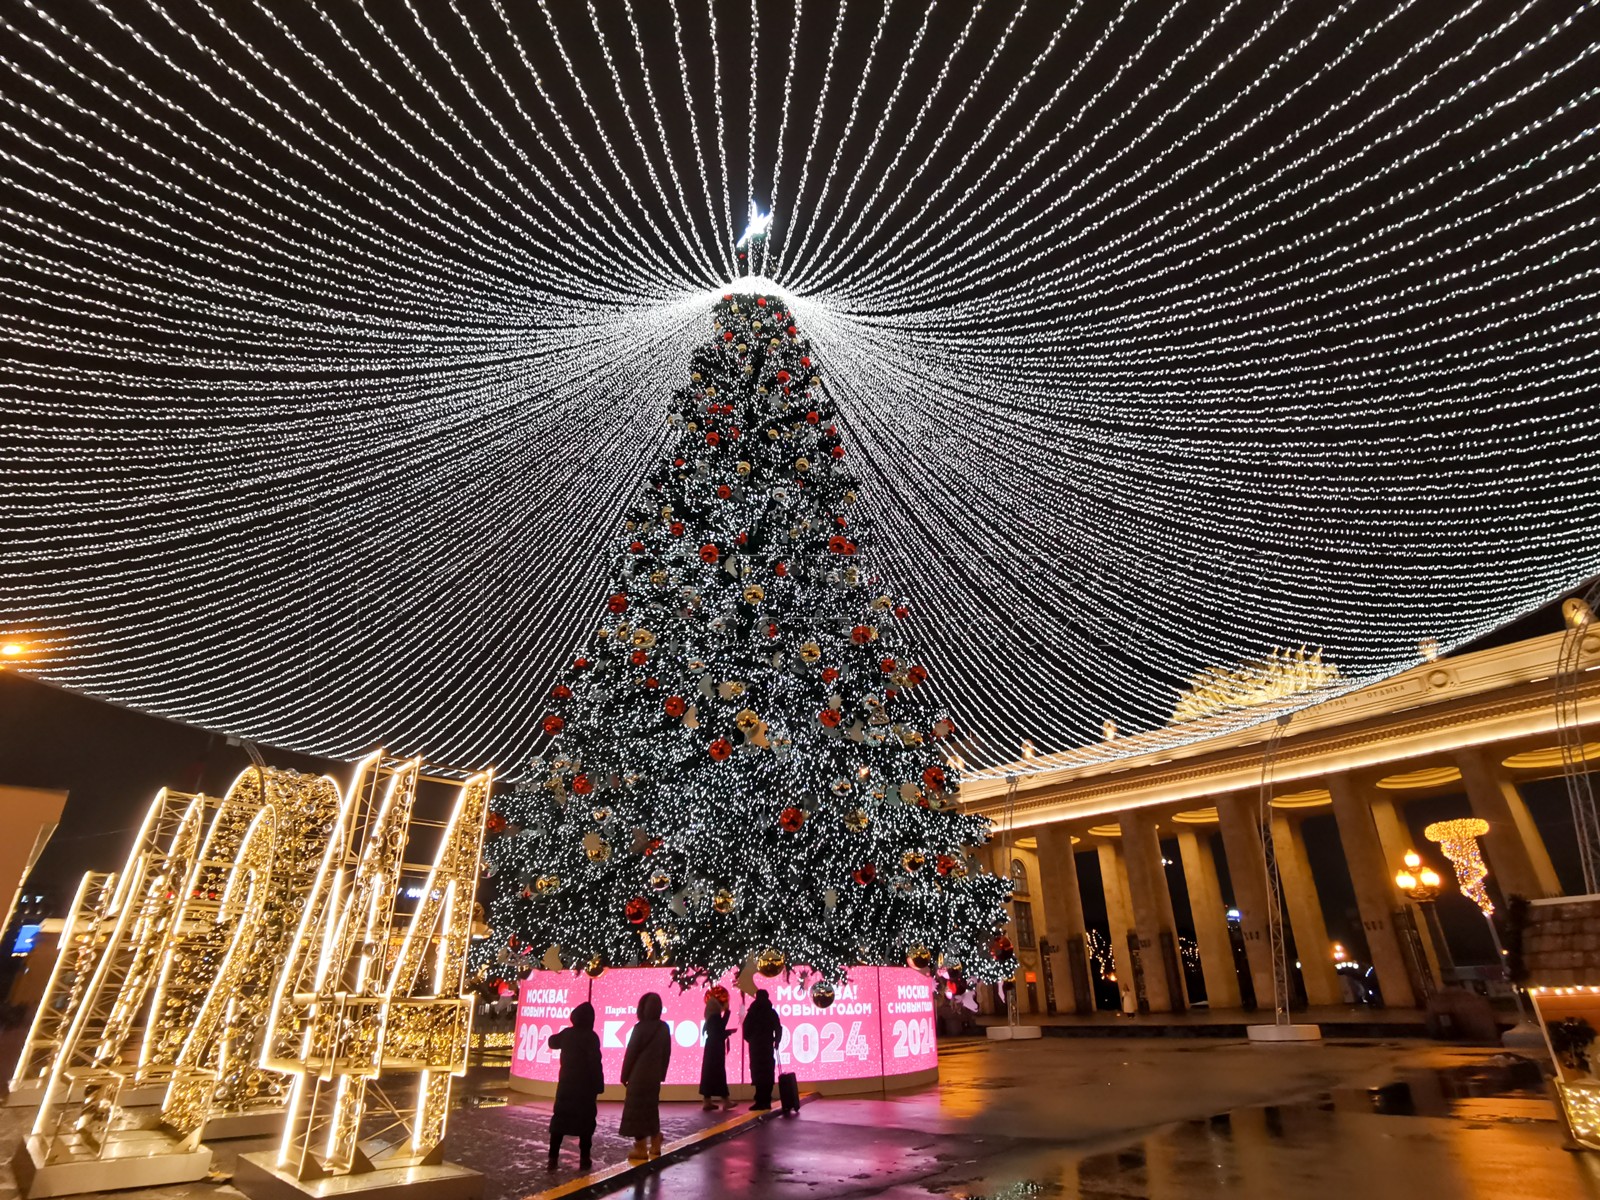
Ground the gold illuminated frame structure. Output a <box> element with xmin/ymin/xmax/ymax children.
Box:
<box><xmin>256</xmin><ymin>754</ymin><xmax>492</xmax><ymax>1183</ymax></box>
<box><xmin>10</xmin><ymin>752</ymin><xmax>492</xmax><ymax>1200</ymax></box>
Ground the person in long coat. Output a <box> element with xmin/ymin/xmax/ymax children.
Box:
<box><xmin>741</xmin><ymin>988</ymin><xmax>783</xmax><ymax>1110</ymax></box>
<box><xmin>620</xmin><ymin>991</ymin><xmax>672</xmax><ymax>1161</ymax></box>
<box><xmin>699</xmin><ymin>990</ymin><xmax>735</xmax><ymax>1111</ymax></box>
<box><xmin>547</xmin><ymin>1001</ymin><xmax>604</xmax><ymax>1170</ymax></box>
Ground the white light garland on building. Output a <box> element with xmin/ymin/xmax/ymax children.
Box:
<box><xmin>0</xmin><ymin>2</ymin><xmax>1597</xmax><ymax>774</ymax></box>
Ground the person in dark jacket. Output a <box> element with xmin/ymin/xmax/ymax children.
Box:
<box><xmin>699</xmin><ymin>989</ymin><xmax>735</xmax><ymax>1111</ymax></box>
<box><xmin>741</xmin><ymin>989</ymin><xmax>783</xmax><ymax>1110</ymax></box>
<box><xmin>547</xmin><ymin>1002</ymin><xmax>604</xmax><ymax>1170</ymax></box>
<box><xmin>620</xmin><ymin>992</ymin><xmax>672</xmax><ymax>1161</ymax></box>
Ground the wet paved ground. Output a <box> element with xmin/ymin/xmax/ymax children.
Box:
<box><xmin>1</xmin><ymin>1039</ymin><xmax>1594</xmax><ymax>1199</ymax></box>
<box><xmin>590</xmin><ymin>1040</ymin><xmax>1600</xmax><ymax>1200</ymax></box>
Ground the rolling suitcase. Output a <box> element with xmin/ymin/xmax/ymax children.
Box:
<box><xmin>778</xmin><ymin>1070</ymin><xmax>800</xmax><ymax>1114</ymax></box>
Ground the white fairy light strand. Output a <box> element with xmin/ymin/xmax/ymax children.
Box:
<box><xmin>0</xmin><ymin>1</ymin><xmax>1596</xmax><ymax>774</ymax></box>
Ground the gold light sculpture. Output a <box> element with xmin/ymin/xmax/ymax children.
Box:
<box><xmin>246</xmin><ymin>753</ymin><xmax>492</xmax><ymax>1191</ymax></box>
<box><xmin>11</xmin><ymin>752</ymin><xmax>491</xmax><ymax>1198</ymax></box>
<box><xmin>1171</xmin><ymin>645</ymin><xmax>1340</xmax><ymax>724</ymax></box>
<box><xmin>6</xmin><ymin>871</ymin><xmax>118</xmax><ymax>1105</ymax></box>
<box><xmin>1424</xmin><ymin>817</ymin><xmax>1493</xmax><ymax>913</ymax></box>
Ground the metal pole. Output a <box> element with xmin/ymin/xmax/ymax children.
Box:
<box><xmin>1482</xmin><ymin>911</ymin><xmax>1529</xmax><ymax>1021</ymax></box>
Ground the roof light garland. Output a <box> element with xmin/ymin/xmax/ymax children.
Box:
<box><xmin>0</xmin><ymin>2</ymin><xmax>1597</xmax><ymax>773</ymax></box>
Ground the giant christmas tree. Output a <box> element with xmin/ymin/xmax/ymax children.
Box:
<box><xmin>478</xmin><ymin>290</ymin><xmax>1013</xmax><ymax>990</ymax></box>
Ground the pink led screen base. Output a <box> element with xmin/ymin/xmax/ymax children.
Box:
<box><xmin>509</xmin><ymin>966</ymin><xmax>939</xmax><ymax>1098</ymax></box>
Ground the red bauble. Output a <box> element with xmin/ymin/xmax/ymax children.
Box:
<box><xmin>828</xmin><ymin>535</ymin><xmax>855</xmax><ymax>555</ymax></box>
<box><xmin>880</xmin><ymin>657</ymin><xmax>897</xmax><ymax>673</ymax></box>
<box><xmin>776</xmin><ymin>369</ymin><xmax>791</xmax><ymax>384</ymax></box>
<box><xmin>674</xmin><ymin>457</ymin><xmax>686</xmax><ymax>467</ymax></box>
<box><xmin>625</xmin><ymin>896</ymin><xmax>652</xmax><ymax>924</ymax></box>
<box><xmin>921</xmin><ymin>766</ymin><xmax>947</xmax><ymax>794</ymax></box>
<box><xmin>885</xmin><ymin>687</ymin><xmax>900</xmax><ymax>700</ymax></box>
<box><xmin>736</xmin><ymin>530</ymin><xmax>749</xmax><ymax>545</ymax></box>
<box><xmin>629</xmin><ymin>540</ymin><xmax>645</xmax><ymax>553</ymax></box>
<box><xmin>644</xmin><ymin>676</ymin><xmax>659</xmax><ymax>688</ymax></box>
<box><xmin>708</xmin><ymin>737</ymin><xmax>733</xmax><ymax>761</ymax></box>
<box><xmin>541</xmin><ymin>713</ymin><xmax>565</xmax><ymax>736</ymax></box>
<box><xmin>806</xmin><ymin>410</ymin><xmax>820</xmax><ymax>424</ymax></box>
<box><xmin>778</xmin><ymin>806</ymin><xmax>806</xmax><ymax>832</ymax></box>
<box><xmin>893</xmin><ymin>604</ymin><xmax>909</xmax><ymax>619</ymax></box>
<box><xmin>767</xmin><ymin>622</ymin><xmax>779</xmax><ymax>638</ymax></box>
<box><xmin>818</xmin><ymin>708</ymin><xmax>842</xmax><ymax>728</ymax></box>
<box><xmin>908</xmin><ymin>664</ymin><xmax>929</xmax><ymax>685</ymax></box>
<box><xmin>990</xmin><ymin>935</ymin><xmax>1014</xmax><ymax>959</ymax></box>
<box><xmin>699</xmin><ymin>543</ymin><xmax>720</xmax><ymax>564</ymax></box>
<box><xmin>607</xmin><ymin>592</ymin><xmax>629</xmax><ymax>614</ymax></box>
<box><xmin>775</xmin><ymin>561</ymin><xmax>789</xmax><ymax>577</ymax></box>
<box><xmin>706</xmin><ymin>430</ymin><xmax>721</xmax><ymax>446</ymax></box>
<box><xmin>630</xmin><ymin>649</ymin><xmax>648</xmax><ymax>666</ymax></box>
<box><xmin>717</xmin><ymin>484</ymin><xmax>732</xmax><ymax>499</ymax></box>
<box><xmin>820</xmin><ymin>667</ymin><xmax>839</xmax><ymax>682</ymax></box>
<box><xmin>935</xmin><ymin>854</ymin><xmax>957</xmax><ymax>876</ymax></box>
<box><xmin>850</xmin><ymin>625</ymin><xmax>874</xmax><ymax>645</ymax></box>
<box><xmin>723</xmin><ymin>293</ymin><xmax>732</xmax><ymax>300</ymax></box>
<box><xmin>669</xmin><ymin>521</ymin><xmax>685</xmax><ymax>537</ymax></box>
<box><xmin>728</xmin><ymin>426</ymin><xmax>741</xmax><ymax>439</ymax></box>
<box><xmin>786</xmin><ymin>324</ymin><xmax>798</xmax><ymax>336</ymax></box>
<box><xmin>830</xmin><ymin>445</ymin><xmax>845</xmax><ymax>459</ymax></box>
<box><xmin>551</xmin><ymin>684</ymin><xmax>573</xmax><ymax>701</ymax></box>
<box><xmin>486</xmin><ymin>812</ymin><xmax>507</xmax><ymax>833</ymax></box>
<box><xmin>571</xmin><ymin>773</ymin><xmax>594</xmax><ymax>795</ymax></box>
<box><xmin>834</xmin><ymin>515</ymin><xmax>848</xmax><ymax>527</ymax></box>
<box><xmin>853</xmin><ymin>864</ymin><xmax>877</xmax><ymax>886</ymax></box>
<box><xmin>574</xmin><ymin>656</ymin><xmax>590</xmax><ymax>669</ymax></box>
<box><xmin>664</xmin><ymin>695</ymin><xmax>687</xmax><ymax>717</ymax></box>
<box><xmin>801</xmin><ymin>355</ymin><xmax>813</xmax><ymax>368</ymax></box>
<box><xmin>756</xmin><ymin>297</ymin><xmax>768</xmax><ymax>307</ymax></box>
<box><xmin>723</xmin><ymin>330</ymin><xmax>734</xmax><ymax>341</ymax></box>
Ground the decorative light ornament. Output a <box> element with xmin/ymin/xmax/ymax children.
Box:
<box><xmin>1424</xmin><ymin>818</ymin><xmax>1494</xmax><ymax>914</ymax></box>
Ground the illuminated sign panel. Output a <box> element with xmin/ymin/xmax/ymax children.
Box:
<box><xmin>512</xmin><ymin>967</ymin><xmax>938</xmax><ymax>1088</ymax></box>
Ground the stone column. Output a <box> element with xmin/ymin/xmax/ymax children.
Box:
<box><xmin>1215</xmin><ymin>794</ymin><xmax>1278</xmax><ymax>1008</ymax></box>
<box><xmin>1454</xmin><ymin>747</ymin><xmax>1562</xmax><ymax>899</ymax></box>
<box><xmin>1175</xmin><ymin>826</ymin><xmax>1242</xmax><ymax>1010</ymax></box>
<box><xmin>1327</xmin><ymin>772</ymin><xmax>1418</xmax><ymax>1007</ymax></box>
<box><xmin>1269</xmin><ymin>811</ymin><xmax>1342</xmax><ymax>1007</ymax></box>
<box><xmin>1121</xmin><ymin>810</ymin><xmax>1185</xmax><ymax>1012</ymax></box>
<box><xmin>1097</xmin><ymin>840</ymin><xmax>1138</xmax><ymax>1007</ymax></box>
<box><xmin>1035</xmin><ymin>824</ymin><xmax>1093</xmax><ymax>1013</ymax></box>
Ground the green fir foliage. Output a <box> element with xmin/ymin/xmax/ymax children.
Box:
<box><xmin>477</xmin><ymin>293</ymin><xmax>1013</xmax><ymax>988</ymax></box>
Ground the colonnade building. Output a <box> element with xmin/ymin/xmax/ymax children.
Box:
<box><xmin>959</xmin><ymin>620</ymin><xmax>1598</xmax><ymax>1016</ymax></box>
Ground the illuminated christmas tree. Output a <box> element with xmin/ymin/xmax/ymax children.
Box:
<box><xmin>478</xmin><ymin>290</ymin><xmax>1013</xmax><ymax>992</ymax></box>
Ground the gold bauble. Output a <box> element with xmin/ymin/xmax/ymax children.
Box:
<box><xmin>584</xmin><ymin>837</ymin><xmax>612</xmax><ymax>863</ymax></box>
<box><xmin>844</xmin><ymin>809</ymin><xmax>870</xmax><ymax>833</ymax></box>
<box><xmin>649</xmin><ymin>871</ymin><xmax>672</xmax><ymax>891</ymax></box>
<box><xmin>795</xmin><ymin>457</ymin><xmax>811</xmax><ymax>472</ymax></box>
<box><xmin>584</xmin><ymin>955</ymin><xmax>607</xmax><ymax>978</ymax></box>
<box><xmin>712</xmin><ymin>888</ymin><xmax>736</xmax><ymax>914</ymax></box>
<box><xmin>756</xmin><ymin>947</ymin><xmax>786</xmax><ymax>977</ymax></box>
<box><xmin>737</xmin><ymin>460</ymin><xmax>752</xmax><ymax>475</ymax></box>
<box><xmin>535</xmin><ymin>875</ymin><xmax>562</xmax><ymax>894</ymax></box>
<box><xmin>907</xmin><ymin>945</ymin><xmax>934</xmax><ymax>970</ymax></box>
<box><xmin>743</xmin><ymin>584</ymin><xmax>766</xmax><ymax>604</ymax></box>
<box><xmin>591</xmin><ymin>807</ymin><xmax>613</xmax><ymax>823</ymax></box>
<box><xmin>901</xmin><ymin>850</ymin><xmax>927</xmax><ymax>872</ymax></box>
<box><xmin>735</xmin><ymin>707</ymin><xmax>761</xmax><ymax>732</ymax></box>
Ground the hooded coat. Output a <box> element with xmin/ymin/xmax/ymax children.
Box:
<box><xmin>548</xmin><ymin>1002</ymin><xmax>604</xmax><ymax>1138</ymax></box>
<box><xmin>619</xmin><ymin>992</ymin><xmax>672</xmax><ymax>1138</ymax></box>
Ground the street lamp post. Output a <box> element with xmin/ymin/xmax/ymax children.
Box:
<box><xmin>1395</xmin><ymin>849</ymin><xmax>1454</xmax><ymax>977</ymax></box>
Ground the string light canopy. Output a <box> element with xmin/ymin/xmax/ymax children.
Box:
<box><xmin>0</xmin><ymin>3</ymin><xmax>1597</xmax><ymax>774</ymax></box>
